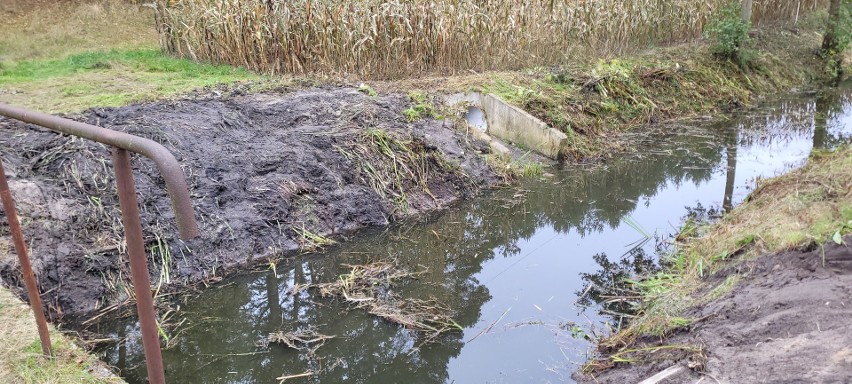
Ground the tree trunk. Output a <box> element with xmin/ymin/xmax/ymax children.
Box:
<box><xmin>823</xmin><ymin>0</ymin><xmax>842</xmax><ymax>54</ymax></box>
<box><xmin>741</xmin><ymin>0</ymin><xmax>753</xmax><ymax>24</ymax></box>
<box><xmin>822</xmin><ymin>0</ymin><xmax>844</xmax><ymax>80</ymax></box>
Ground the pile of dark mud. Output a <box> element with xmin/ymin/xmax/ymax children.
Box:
<box><xmin>579</xmin><ymin>235</ymin><xmax>852</xmax><ymax>383</ymax></box>
<box><xmin>0</xmin><ymin>87</ymin><xmax>500</xmax><ymax>316</ymax></box>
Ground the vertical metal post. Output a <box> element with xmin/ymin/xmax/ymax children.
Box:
<box><xmin>112</xmin><ymin>148</ymin><xmax>166</xmax><ymax>384</ymax></box>
<box><xmin>0</xmin><ymin>159</ymin><xmax>53</xmax><ymax>357</ymax></box>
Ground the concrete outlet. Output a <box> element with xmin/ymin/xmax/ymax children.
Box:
<box><xmin>445</xmin><ymin>92</ymin><xmax>566</xmax><ymax>160</ymax></box>
<box><xmin>481</xmin><ymin>94</ymin><xmax>567</xmax><ymax>160</ymax></box>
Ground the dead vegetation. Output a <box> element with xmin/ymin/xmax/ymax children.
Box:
<box><xmin>302</xmin><ymin>260</ymin><xmax>462</xmax><ymax>343</ymax></box>
<box><xmin>263</xmin><ymin>327</ymin><xmax>336</xmax><ymax>356</ymax></box>
<box><xmin>153</xmin><ymin>0</ymin><xmax>825</xmax><ymax>79</ymax></box>
<box><xmin>336</xmin><ymin>128</ymin><xmax>471</xmax><ymax>216</ymax></box>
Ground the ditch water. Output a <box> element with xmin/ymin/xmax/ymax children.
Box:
<box><xmin>85</xmin><ymin>84</ymin><xmax>852</xmax><ymax>383</ymax></box>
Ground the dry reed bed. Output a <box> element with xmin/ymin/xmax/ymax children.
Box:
<box><xmin>154</xmin><ymin>0</ymin><xmax>825</xmax><ymax>79</ymax></box>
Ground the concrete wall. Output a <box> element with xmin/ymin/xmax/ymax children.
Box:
<box><xmin>481</xmin><ymin>94</ymin><xmax>566</xmax><ymax>160</ymax></box>
<box><xmin>444</xmin><ymin>92</ymin><xmax>482</xmax><ymax>107</ymax></box>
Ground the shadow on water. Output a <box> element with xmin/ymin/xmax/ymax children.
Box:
<box><xmin>83</xmin><ymin>86</ymin><xmax>852</xmax><ymax>383</ymax></box>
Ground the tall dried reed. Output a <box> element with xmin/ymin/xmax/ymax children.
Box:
<box><xmin>154</xmin><ymin>0</ymin><xmax>825</xmax><ymax>79</ymax></box>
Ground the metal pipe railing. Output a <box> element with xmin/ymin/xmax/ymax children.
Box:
<box><xmin>0</xmin><ymin>102</ymin><xmax>200</xmax><ymax>384</ymax></box>
<box><xmin>0</xmin><ymin>160</ymin><xmax>53</xmax><ymax>357</ymax></box>
<box><xmin>0</xmin><ymin>103</ymin><xmax>198</xmax><ymax>239</ymax></box>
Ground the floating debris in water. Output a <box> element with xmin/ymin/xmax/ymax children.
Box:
<box><xmin>262</xmin><ymin>327</ymin><xmax>336</xmax><ymax>356</ymax></box>
<box><xmin>302</xmin><ymin>259</ymin><xmax>463</xmax><ymax>343</ymax></box>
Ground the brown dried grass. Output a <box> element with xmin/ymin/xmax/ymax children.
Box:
<box><xmin>153</xmin><ymin>0</ymin><xmax>825</xmax><ymax>79</ymax></box>
<box><xmin>0</xmin><ymin>287</ymin><xmax>123</xmax><ymax>383</ymax></box>
<box><xmin>0</xmin><ymin>0</ymin><xmax>157</xmax><ymax>62</ymax></box>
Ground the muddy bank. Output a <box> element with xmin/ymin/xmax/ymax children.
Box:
<box><xmin>0</xmin><ymin>87</ymin><xmax>500</xmax><ymax>316</ymax></box>
<box><xmin>577</xmin><ymin>235</ymin><xmax>852</xmax><ymax>383</ymax></box>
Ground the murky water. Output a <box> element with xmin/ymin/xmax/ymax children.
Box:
<box><xmin>85</xmin><ymin>86</ymin><xmax>852</xmax><ymax>383</ymax></box>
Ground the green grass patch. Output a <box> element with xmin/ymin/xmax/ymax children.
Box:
<box><xmin>1</xmin><ymin>49</ymin><xmax>254</xmax><ymax>83</ymax></box>
<box><xmin>502</xmin><ymin>152</ymin><xmax>546</xmax><ymax>179</ymax></box>
<box><xmin>0</xmin><ymin>49</ymin><xmax>270</xmax><ymax>113</ymax></box>
<box><xmin>13</xmin><ymin>339</ymin><xmax>109</xmax><ymax>384</ymax></box>
<box><xmin>402</xmin><ymin>91</ymin><xmax>442</xmax><ymax>122</ymax></box>
<box><xmin>0</xmin><ymin>0</ymin><xmax>158</xmax><ymax>63</ymax></box>
<box><xmin>0</xmin><ymin>1</ymin><xmax>273</xmax><ymax>113</ymax></box>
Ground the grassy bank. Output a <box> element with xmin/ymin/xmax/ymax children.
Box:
<box><xmin>0</xmin><ymin>0</ymin><xmax>270</xmax><ymax>113</ymax></box>
<box><xmin>380</xmin><ymin>16</ymin><xmax>847</xmax><ymax>161</ymax></box>
<box><xmin>585</xmin><ymin>144</ymin><xmax>852</xmax><ymax>371</ymax></box>
<box><xmin>0</xmin><ymin>287</ymin><xmax>122</xmax><ymax>383</ymax></box>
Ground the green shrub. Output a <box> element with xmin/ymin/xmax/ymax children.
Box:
<box><xmin>402</xmin><ymin>91</ymin><xmax>441</xmax><ymax>122</ymax></box>
<box><xmin>705</xmin><ymin>3</ymin><xmax>754</xmax><ymax>68</ymax></box>
<box><xmin>820</xmin><ymin>0</ymin><xmax>852</xmax><ymax>80</ymax></box>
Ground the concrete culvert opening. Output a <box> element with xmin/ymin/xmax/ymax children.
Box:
<box><xmin>465</xmin><ymin>105</ymin><xmax>488</xmax><ymax>132</ymax></box>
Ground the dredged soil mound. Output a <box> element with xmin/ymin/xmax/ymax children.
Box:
<box><xmin>0</xmin><ymin>87</ymin><xmax>499</xmax><ymax>316</ymax></box>
<box><xmin>579</xmin><ymin>235</ymin><xmax>852</xmax><ymax>383</ymax></box>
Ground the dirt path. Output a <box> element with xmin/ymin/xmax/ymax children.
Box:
<box><xmin>579</xmin><ymin>236</ymin><xmax>852</xmax><ymax>383</ymax></box>
<box><xmin>0</xmin><ymin>86</ymin><xmax>500</xmax><ymax>316</ymax></box>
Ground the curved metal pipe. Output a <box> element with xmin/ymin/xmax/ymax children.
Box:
<box><xmin>0</xmin><ymin>102</ymin><xmax>199</xmax><ymax>239</ymax></box>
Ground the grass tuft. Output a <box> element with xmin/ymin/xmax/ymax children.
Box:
<box><xmin>336</xmin><ymin>128</ymin><xmax>468</xmax><ymax>215</ymax></box>
<box><xmin>0</xmin><ymin>288</ymin><xmax>120</xmax><ymax>383</ymax></box>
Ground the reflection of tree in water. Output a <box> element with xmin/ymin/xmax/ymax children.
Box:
<box><xmin>576</xmin><ymin>202</ymin><xmax>717</xmax><ymax>326</ymax></box>
<box><xmin>102</xmin><ymin>253</ymin><xmax>485</xmax><ymax>383</ymax></box>
<box><xmin>575</xmin><ymin>247</ymin><xmax>660</xmax><ymax>326</ymax></box>
<box><xmin>813</xmin><ymin>89</ymin><xmax>852</xmax><ymax>151</ymax></box>
<box><xmin>733</xmin><ymin>88</ymin><xmax>851</xmax><ymax>149</ymax></box>
<box><xmin>683</xmin><ymin>202</ymin><xmax>721</xmax><ymax>223</ymax></box>
<box><xmin>723</xmin><ymin>126</ymin><xmax>738</xmax><ymax>213</ymax></box>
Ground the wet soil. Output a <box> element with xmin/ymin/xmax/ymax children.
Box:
<box><xmin>578</xmin><ymin>235</ymin><xmax>852</xmax><ymax>383</ymax></box>
<box><xmin>0</xmin><ymin>87</ymin><xmax>499</xmax><ymax>316</ymax></box>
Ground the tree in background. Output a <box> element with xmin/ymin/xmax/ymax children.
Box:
<box><xmin>821</xmin><ymin>0</ymin><xmax>851</xmax><ymax>81</ymax></box>
<box><xmin>741</xmin><ymin>0</ymin><xmax>752</xmax><ymax>24</ymax></box>
<box><xmin>706</xmin><ymin>2</ymin><xmax>754</xmax><ymax>68</ymax></box>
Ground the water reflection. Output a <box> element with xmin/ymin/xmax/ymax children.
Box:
<box><xmin>813</xmin><ymin>90</ymin><xmax>850</xmax><ymax>151</ymax></box>
<box><xmin>575</xmin><ymin>247</ymin><xmax>660</xmax><ymax>327</ymax></box>
<box><xmin>87</xmin><ymin>86</ymin><xmax>852</xmax><ymax>383</ymax></box>
<box><xmin>723</xmin><ymin>128</ymin><xmax>738</xmax><ymax>213</ymax></box>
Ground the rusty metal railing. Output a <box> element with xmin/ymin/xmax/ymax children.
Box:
<box><xmin>0</xmin><ymin>102</ymin><xmax>200</xmax><ymax>384</ymax></box>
